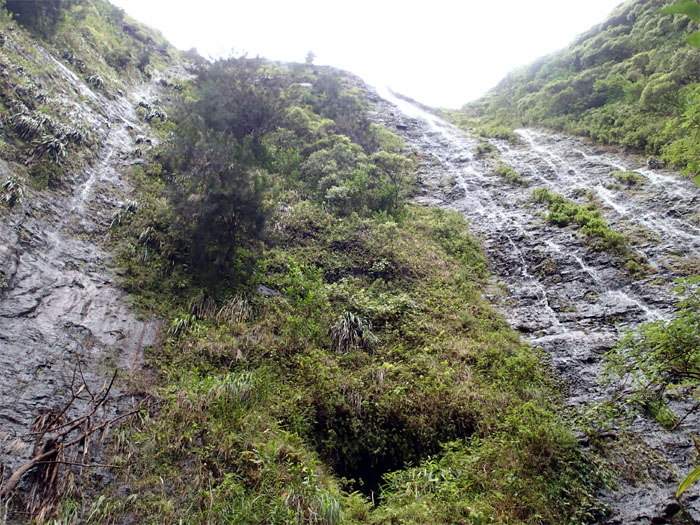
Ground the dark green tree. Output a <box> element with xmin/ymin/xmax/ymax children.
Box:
<box><xmin>194</xmin><ymin>57</ymin><xmax>285</xmax><ymax>143</ymax></box>
<box><xmin>4</xmin><ymin>0</ymin><xmax>68</xmax><ymax>37</ymax></box>
<box><xmin>159</xmin><ymin>58</ymin><xmax>283</xmax><ymax>291</ymax></box>
<box><xmin>165</xmin><ymin>129</ymin><xmax>267</xmax><ymax>291</ymax></box>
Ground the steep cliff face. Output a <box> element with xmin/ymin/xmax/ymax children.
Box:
<box><xmin>0</xmin><ymin>1</ymin><xmax>187</xmax><ymax>518</ymax></box>
<box><xmin>373</xmin><ymin>88</ymin><xmax>700</xmax><ymax>523</ymax></box>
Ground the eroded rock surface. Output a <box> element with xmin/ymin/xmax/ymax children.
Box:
<box><xmin>371</xmin><ymin>88</ymin><xmax>700</xmax><ymax>524</ymax></box>
<box><xmin>0</xmin><ymin>53</ymin><xmax>173</xmax><ymax>487</ymax></box>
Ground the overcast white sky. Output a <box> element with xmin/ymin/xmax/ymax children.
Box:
<box><xmin>109</xmin><ymin>0</ymin><xmax>624</xmax><ymax>108</ymax></box>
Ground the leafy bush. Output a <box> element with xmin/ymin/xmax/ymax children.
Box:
<box><xmin>195</xmin><ymin>57</ymin><xmax>285</xmax><ymax>141</ymax></box>
<box><xmin>472</xmin><ymin>142</ymin><xmax>494</xmax><ymax>156</ymax></box>
<box><xmin>494</xmin><ymin>160</ymin><xmax>527</xmax><ymax>185</ymax></box>
<box><xmin>604</xmin><ymin>277</ymin><xmax>700</xmax><ymax>427</ymax></box>
<box><xmin>5</xmin><ymin>0</ymin><xmax>66</xmax><ymax>37</ymax></box>
<box><xmin>29</xmin><ymin>134</ymin><xmax>66</xmax><ymax>164</ymax></box>
<box><xmin>9</xmin><ymin>113</ymin><xmax>47</xmax><ymax>140</ymax></box>
<box><xmin>167</xmin><ymin>313</ymin><xmax>200</xmax><ymax>339</ymax></box>
<box><xmin>612</xmin><ymin>170</ymin><xmax>646</xmax><ymax>185</ymax></box>
<box><xmin>532</xmin><ymin>188</ymin><xmax>628</xmax><ymax>253</ymax></box>
<box><xmin>479</xmin><ymin>124</ymin><xmax>519</xmax><ymax>143</ymax></box>
<box><xmin>427</xmin><ymin>207</ymin><xmax>486</xmax><ymax>276</ymax></box>
<box><xmin>375</xmin><ymin>403</ymin><xmax>597</xmax><ymax>524</ymax></box>
<box><xmin>109</xmin><ymin>199</ymin><xmax>138</xmax><ymax>228</ymax></box>
<box><xmin>661</xmin><ymin>85</ymin><xmax>700</xmax><ymax>180</ymax></box>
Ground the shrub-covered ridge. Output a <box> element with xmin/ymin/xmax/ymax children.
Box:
<box><xmin>449</xmin><ymin>0</ymin><xmax>700</xmax><ymax>177</ymax></box>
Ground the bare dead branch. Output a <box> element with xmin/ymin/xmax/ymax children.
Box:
<box><xmin>0</xmin><ymin>368</ymin><xmax>152</xmax><ymax>523</ymax></box>
<box><xmin>77</xmin><ymin>359</ymin><xmax>93</xmax><ymax>400</ymax></box>
<box><xmin>0</xmin><ymin>398</ymin><xmax>149</xmax><ymax>499</ymax></box>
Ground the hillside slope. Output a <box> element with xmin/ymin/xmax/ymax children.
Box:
<box><xmin>451</xmin><ymin>0</ymin><xmax>700</xmax><ymax>176</ymax></box>
<box><xmin>6</xmin><ymin>1</ymin><xmax>700</xmax><ymax>524</ymax></box>
<box><xmin>0</xmin><ymin>2</ymin><xmax>604</xmax><ymax>524</ymax></box>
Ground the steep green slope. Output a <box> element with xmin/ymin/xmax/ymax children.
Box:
<box><xmin>450</xmin><ymin>0</ymin><xmax>700</xmax><ymax>176</ymax></box>
<box><xmin>0</xmin><ymin>0</ymin><xmax>178</xmax><ymax>195</ymax></box>
<box><xmin>92</xmin><ymin>58</ymin><xmax>600</xmax><ymax>525</ymax></box>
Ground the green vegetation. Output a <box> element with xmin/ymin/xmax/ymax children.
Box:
<box><xmin>660</xmin><ymin>0</ymin><xmax>700</xmax><ymax>46</ymax></box>
<box><xmin>531</xmin><ymin>188</ymin><xmax>650</xmax><ymax>276</ymax></box>
<box><xmin>3</xmin><ymin>0</ymin><xmax>66</xmax><ymax>37</ymax></box>
<box><xmin>532</xmin><ymin>188</ymin><xmax>626</xmax><ymax>251</ymax></box>
<box><xmin>0</xmin><ymin>177</ymin><xmax>23</xmax><ymax>207</ymax></box>
<box><xmin>472</xmin><ymin>141</ymin><xmax>495</xmax><ymax>157</ymax></box>
<box><xmin>476</xmin><ymin>124</ymin><xmax>520</xmax><ymax>143</ymax></box>
<box><xmin>611</xmin><ymin>170</ymin><xmax>646</xmax><ymax>186</ymax></box>
<box><xmin>90</xmin><ymin>56</ymin><xmax>603</xmax><ymax>523</ymax></box>
<box><xmin>452</xmin><ymin>0</ymin><xmax>700</xmax><ymax>178</ymax></box>
<box><xmin>0</xmin><ymin>2</ymin><xmax>618</xmax><ymax>522</ymax></box>
<box><xmin>494</xmin><ymin>160</ymin><xmax>527</xmax><ymax>185</ymax></box>
<box><xmin>603</xmin><ymin>277</ymin><xmax>700</xmax><ymax>427</ymax></box>
<box><xmin>0</xmin><ymin>0</ymin><xmax>180</xmax><ymax>214</ymax></box>
<box><xmin>49</xmin><ymin>0</ymin><xmax>176</xmax><ymax>86</ymax></box>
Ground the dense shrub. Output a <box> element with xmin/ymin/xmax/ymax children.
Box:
<box><xmin>4</xmin><ymin>0</ymin><xmax>67</xmax><ymax>36</ymax></box>
<box><xmin>604</xmin><ymin>277</ymin><xmax>700</xmax><ymax>426</ymax></box>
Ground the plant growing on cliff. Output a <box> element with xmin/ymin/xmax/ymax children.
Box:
<box><xmin>494</xmin><ymin>160</ymin><xmax>527</xmax><ymax>185</ymax></box>
<box><xmin>603</xmin><ymin>277</ymin><xmax>700</xmax><ymax>421</ymax></box>
<box><xmin>166</xmin><ymin>132</ymin><xmax>268</xmax><ymax>290</ymax></box>
<box><xmin>4</xmin><ymin>0</ymin><xmax>67</xmax><ymax>37</ymax></box>
<box><xmin>658</xmin><ymin>1</ymin><xmax>700</xmax><ymax>183</ymax></box>
<box><xmin>603</xmin><ymin>277</ymin><xmax>700</xmax><ymax>496</ymax></box>
<box><xmin>329</xmin><ymin>311</ymin><xmax>378</xmax><ymax>353</ymax></box>
<box><xmin>9</xmin><ymin>113</ymin><xmax>47</xmax><ymax>140</ymax></box>
<box><xmin>86</xmin><ymin>74</ymin><xmax>104</xmax><ymax>90</ymax></box>
<box><xmin>1</xmin><ymin>177</ymin><xmax>23</xmax><ymax>207</ymax></box>
<box><xmin>109</xmin><ymin>199</ymin><xmax>138</xmax><ymax>228</ymax></box>
<box><xmin>28</xmin><ymin>134</ymin><xmax>66</xmax><ymax>164</ymax></box>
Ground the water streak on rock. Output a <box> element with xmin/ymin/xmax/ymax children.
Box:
<box><xmin>371</xmin><ymin>87</ymin><xmax>700</xmax><ymax>523</ymax></box>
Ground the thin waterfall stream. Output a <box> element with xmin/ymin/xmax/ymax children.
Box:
<box><xmin>371</xmin><ymin>88</ymin><xmax>700</xmax><ymax>523</ymax></box>
<box><xmin>0</xmin><ymin>54</ymin><xmax>171</xmax><ymax>486</ymax></box>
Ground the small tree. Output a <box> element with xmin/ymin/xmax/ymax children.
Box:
<box><xmin>159</xmin><ymin>57</ymin><xmax>283</xmax><ymax>291</ymax></box>
<box><xmin>167</xmin><ymin>129</ymin><xmax>267</xmax><ymax>290</ymax></box>
<box><xmin>195</xmin><ymin>57</ymin><xmax>285</xmax><ymax>142</ymax></box>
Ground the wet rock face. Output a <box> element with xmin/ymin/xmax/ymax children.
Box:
<box><xmin>370</xmin><ymin>88</ymin><xmax>700</xmax><ymax>523</ymax></box>
<box><xmin>0</xmin><ymin>53</ymin><xmax>168</xmax><ymax>489</ymax></box>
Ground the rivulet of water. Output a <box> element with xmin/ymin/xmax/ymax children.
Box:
<box><xmin>371</xmin><ymin>87</ymin><xmax>700</xmax><ymax>523</ymax></box>
<box><xmin>0</xmin><ymin>48</ymin><xmax>173</xmax><ymax>506</ymax></box>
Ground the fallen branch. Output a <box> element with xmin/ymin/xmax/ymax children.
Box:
<box><xmin>0</xmin><ymin>368</ymin><xmax>150</xmax><ymax>521</ymax></box>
